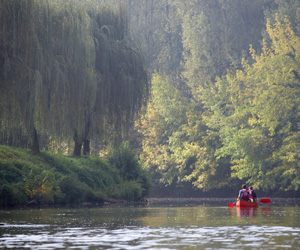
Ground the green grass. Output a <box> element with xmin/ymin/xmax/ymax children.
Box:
<box><xmin>0</xmin><ymin>145</ymin><xmax>149</xmax><ymax>207</ymax></box>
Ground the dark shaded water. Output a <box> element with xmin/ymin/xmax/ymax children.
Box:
<box><xmin>0</xmin><ymin>198</ymin><xmax>300</xmax><ymax>249</ymax></box>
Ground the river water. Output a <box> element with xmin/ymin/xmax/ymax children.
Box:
<box><xmin>0</xmin><ymin>198</ymin><xmax>300</xmax><ymax>249</ymax></box>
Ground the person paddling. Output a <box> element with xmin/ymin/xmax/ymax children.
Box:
<box><xmin>248</xmin><ymin>186</ymin><xmax>257</xmax><ymax>202</ymax></box>
<box><xmin>237</xmin><ymin>184</ymin><xmax>249</xmax><ymax>201</ymax></box>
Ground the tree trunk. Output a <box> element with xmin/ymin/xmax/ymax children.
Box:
<box><xmin>31</xmin><ymin>127</ymin><xmax>40</xmax><ymax>155</ymax></box>
<box><xmin>73</xmin><ymin>140</ymin><xmax>82</xmax><ymax>156</ymax></box>
<box><xmin>73</xmin><ymin>133</ymin><xmax>82</xmax><ymax>156</ymax></box>
<box><xmin>83</xmin><ymin>139</ymin><xmax>90</xmax><ymax>155</ymax></box>
<box><xmin>82</xmin><ymin>118</ymin><xmax>91</xmax><ymax>156</ymax></box>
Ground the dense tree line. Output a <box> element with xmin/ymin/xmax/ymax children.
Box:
<box><xmin>1</xmin><ymin>0</ymin><xmax>300</xmax><ymax>194</ymax></box>
<box><xmin>0</xmin><ymin>0</ymin><xmax>149</xmax><ymax>156</ymax></box>
<box><xmin>121</xmin><ymin>0</ymin><xmax>300</xmax><ymax>193</ymax></box>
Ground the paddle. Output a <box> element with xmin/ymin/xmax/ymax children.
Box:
<box><xmin>259</xmin><ymin>198</ymin><xmax>271</xmax><ymax>204</ymax></box>
<box><xmin>227</xmin><ymin>201</ymin><xmax>236</xmax><ymax>208</ymax></box>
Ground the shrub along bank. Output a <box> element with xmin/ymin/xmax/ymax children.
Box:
<box><xmin>0</xmin><ymin>145</ymin><xmax>151</xmax><ymax>208</ymax></box>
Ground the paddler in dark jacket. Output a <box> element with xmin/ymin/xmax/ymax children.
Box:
<box><xmin>248</xmin><ymin>186</ymin><xmax>257</xmax><ymax>202</ymax></box>
<box><xmin>237</xmin><ymin>184</ymin><xmax>250</xmax><ymax>201</ymax></box>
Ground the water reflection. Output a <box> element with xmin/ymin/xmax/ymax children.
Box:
<box><xmin>0</xmin><ymin>199</ymin><xmax>300</xmax><ymax>249</ymax></box>
<box><xmin>261</xmin><ymin>207</ymin><xmax>271</xmax><ymax>217</ymax></box>
<box><xmin>236</xmin><ymin>207</ymin><xmax>258</xmax><ymax>218</ymax></box>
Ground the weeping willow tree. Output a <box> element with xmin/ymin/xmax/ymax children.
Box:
<box><xmin>51</xmin><ymin>1</ymin><xmax>98</xmax><ymax>156</ymax></box>
<box><xmin>84</xmin><ymin>4</ymin><xmax>149</xmax><ymax>155</ymax></box>
<box><xmin>68</xmin><ymin>3</ymin><xmax>149</xmax><ymax>155</ymax></box>
<box><xmin>0</xmin><ymin>0</ymin><xmax>54</xmax><ymax>154</ymax></box>
<box><xmin>0</xmin><ymin>0</ymin><xmax>149</xmax><ymax>155</ymax></box>
<box><xmin>0</xmin><ymin>0</ymin><xmax>95</xmax><ymax>155</ymax></box>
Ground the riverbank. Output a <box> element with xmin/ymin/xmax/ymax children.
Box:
<box><xmin>0</xmin><ymin>145</ymin><xmax>150</xmax><ymax>208</ymax></box>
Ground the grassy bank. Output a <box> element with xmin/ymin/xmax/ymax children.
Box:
<box><xmin>0</xmin><ymin>145</ymin><xmax>151</xmax><ymax>208</ymax></box>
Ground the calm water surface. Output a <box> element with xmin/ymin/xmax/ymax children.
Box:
<box><xmin>0</xmin><ymin>198</ymin><xmax>300</xmax><ymax>249</ymax></box>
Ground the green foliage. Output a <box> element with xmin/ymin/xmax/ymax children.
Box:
<box><xmin>107</xmin><ymin>141</ymin><xmax>151</xmax><ymax>197</ymax></box>
<box><xmin>210</xmin><ymin>17</ymin><xmax>300</xmax><ymax>191</ymax></box>
<box><xmin>137</xmin><ymin>75</ymin><xmax>192</xmax><ymax>185</ymax></box>
<box><xmin>2</xmin><ymin>0</ymin><xmax>300</xmax><ymax>195</ymax></box>
<box><xmin>58</xmin><ymin>175</ymin><xmax>90</xmax><ymax>204</ymax></box>
<box><xmin>108</xmin><ymin>141</ymin><xmax>140</xmax><ymax>180</ymax></box>
<box><xmin>133</xmin><ymin>1</ymin><xmax>300</xmax><ymax>193</ymax></box>
<box><xmin>0</xmin><ymin>145</ymin><xmax>148</xmax><ymax>207</ymax></box>
<box><xmin>107</xmin><ymin>181</ymin><xmax>142</xmax><ymax>201</ymax></box>
<box><xmin>265</xmin><ymin>0</ymin><xmax>300</xmax><ymax>36</ymax></box>
<box><xmin>0</xmin><ymin>183</ymin><xmax>27</xmax><ymax>207</ymax></box>
<box><xmin>23</xmin><ymin>166</ymin><xmax>62</xmax><ymax>204</ymax></box>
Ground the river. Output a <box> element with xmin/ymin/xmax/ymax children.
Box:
<box><xmin>0</xmin><ymin>198</ymin><xmax>299</xmax><ymax>249</ymax></box>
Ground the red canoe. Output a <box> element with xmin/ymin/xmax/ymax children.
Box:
<box><xmin>236</xmin><ymin>200</ymin><xmax>259</xmax><ymax>208</ymax></box>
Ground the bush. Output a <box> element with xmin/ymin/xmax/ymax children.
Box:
<box><xmin>58</xmin><ymin>175</ymin><xmax>89</xmax><ymax>204</ymax></box>
<box><xmin>22</xmin><ymin>164</ymin><xmax>63</xmax><ymax>204</ymax></box>
<box><xmin>107</xmin><ymin>181</ymin><xmax>143</xmax><ymax>201</ymax></box>
<box><xmin>138</xmin><ymin>168</ymin><xmax>152</xmax><ymax>197</ymax></box>
<box><xmin>0</xmin><ymin>184</ymin><xmax>16</xmax><ymax>207</ymax></box>
<box><xmin>0</xmin><ymin>145</ymin><xmax>150</xmax><ymax>208</ymax></box>
<box><xmin>0</xmin><ymin>183</ymin><xmax>27</xmax><ymax>207</ymax></box>
<box><xmin>108</xmin><ymin>141</ymin><xmax>141</xmax><ymax>181</ymax></box>
<box><xmin>107</xmin><ymin>141</ymin><xmax>151</xmax><ymax>197</ymax></box>
<box><xmin>0</xmin><ymin>160</ymin><xmax>24</xmax><ymax>183</ymax></box>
